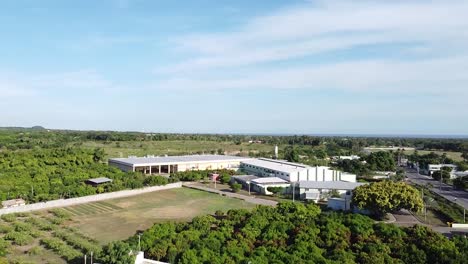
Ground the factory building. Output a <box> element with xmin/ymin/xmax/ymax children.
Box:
<box><xmin>240</xmin><ymin>158</ymin><xmax>356</xmax><ymax>183</ymax></box>
<box><xmin>108</xmin><ymin>155</ymin><xmax>250</xmax><ymax>174</ymax></box>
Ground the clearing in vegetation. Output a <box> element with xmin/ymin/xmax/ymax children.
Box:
<box><xmin>68</xmin><ymin>187</ymin><xmax>256</xmax><ymax>244</ymax></box>
<box><xmin>0</xmin><ymin>188</ymin><xmax>255</xmax><ymax>263</ymax></box>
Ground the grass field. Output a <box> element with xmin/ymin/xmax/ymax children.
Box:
<box><xmin>403</xmin><ymin>150</ymin><xmax>464</xmax><ymax>162</ymax></box>
<box><xmin>68</xmin><ymin>188</ymin><xmax>256</xmax><ymax>244</ymax></box>
<box><xmin>1</xmin><ymin>188</ymin><xmax>255</xmax><ymax>263</ymax></box>
<box><xmin>79</xmin><ymin>140</ymin><xmax>280</xmax><ymax>158</ymax></box>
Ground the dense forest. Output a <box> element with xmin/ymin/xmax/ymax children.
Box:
<box><xmin>0</xmin><ymin>148</ymin><xmax>171</xmax><ymax>202</ymax></box>
<box><xmin>105</xmin><ymin>202</ymin><xmax>468</xmax><ymax>264</ymax></box>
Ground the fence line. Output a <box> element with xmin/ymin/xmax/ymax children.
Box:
<box><xmin>0</xmin><ymin>182</ymin><xmax>182</xmax><ymax>215</ymax></box>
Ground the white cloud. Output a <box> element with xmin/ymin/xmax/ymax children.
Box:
<box><xmin>153</xmin><ymin>0</ymin><xmax>468</xmax><ymax>95</ymax></box>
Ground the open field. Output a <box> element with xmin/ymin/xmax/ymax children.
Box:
<box><xmin>0</xmin><ymin>188</ymin><xmax>255</xmax><ymax>263</ymax></box>
<box><xmin>402</xmin><ymin>150</ymin><xmax>464</xmax><ymax>162</ymax></box>
<box><xmin>67</xmin><ymin>187</ymin><xmax>256</xmax><ymax>244</ymax></box>
<box><xmin>79</xmin><ymin>140</ymin><xmax>280</xmax><ymax>158</ymax></box>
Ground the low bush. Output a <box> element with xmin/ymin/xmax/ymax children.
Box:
<box><xmin>28</xmin><ymin>246</ymin><xmax>44</xmax><ymax>256</ymax></box>
<box><xmin>40</xmin><ymin>237</ymin><xmax>82</xmax><ymax>261</ymax></box>
<box><xmin>0</xmin><ymin>224</ymin><xmax>12</xmax><ymax>234</ymax></box>
<box><xmin>0</xmin><ymin>214</ymin><xmax>15</xmax><ymax>223</ymax></box>
<box><xmin>13</xmin><ymin>222</ymin><xmax>33</xmax><ymax>233</ymax></box>
<box><xmin>4</xmin><ymin>232</ymin><xmax>34</xmax><ymax>246</ymax></box>
<box><xmin>53</xmin><ymin>230</ymin><xmax>101</xmax><ymax>255</ymax></box>
<box><xmin>49</xmin><ymin>208</ymin><xmax>71</xmax><ymax>220</ymax></box>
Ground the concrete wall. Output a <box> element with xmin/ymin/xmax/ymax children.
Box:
<box><xmin>452</xmin><ymin>223</ymin><xmax>468</xmax><ymax>229</ymax></box>
<box><xmin>0</xmin><ymin>182</ymin><xmax>182</xmax><ymax>216</ymax></box>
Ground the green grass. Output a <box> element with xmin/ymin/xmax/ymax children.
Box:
<box><xmin>79</xmin><ymin>140</ymin><xmax>280</xmax><ymax>158</ymax></box>
<box><xmin>412</xmin><ymin>208</ymin><xmax>447</xmax><ymax>226</ymax></box>
<box><xmin>69</xmin><ymin>187</ymin><xmax>256</xmax><ymax>244</ymax></box>
<box><xmin>403</xmin><ymin>150</ymin><xmax>464</xmax><ymax>162</ymax></box>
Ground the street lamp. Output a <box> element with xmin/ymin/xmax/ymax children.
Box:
<box><xmin>246</xmin><ymin>181</ymin><xmax>251</xmax><ymax>195</ymax></box>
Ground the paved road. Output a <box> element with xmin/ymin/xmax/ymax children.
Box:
<box><xmin>392</xmin><ymin>209</ymin><xmax>468</xmax><ymax>236</ymax></box>
<box><xmin>405</xmin><ymin>168</ymin><xmax>468</xmax><ymax>210</ymax></box>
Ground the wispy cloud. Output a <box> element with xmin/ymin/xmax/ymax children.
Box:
<box><xmin>0</xmin><ymin>70</ymin><xmax>116</xmax><ymax>100</ymax></box>
<box><xmin>154</xmin><ymin>0</ymin><xmax>468</xmax><ymax>95</ymax></box>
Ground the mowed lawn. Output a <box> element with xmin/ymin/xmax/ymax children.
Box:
<box><xmin>66</xmin><ymin>188</ymin><xmax>255</xmax><ymax>244</ymax></box>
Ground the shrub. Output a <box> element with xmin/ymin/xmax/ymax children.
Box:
<box><xmin>25</xmin><ymin>217</ymin><xmax>56</xmax><ymax>231</ymax></box>
<box><xmin>4</xmin><ymin>232</ymin><xmax>34</xmax><ymax>246</ymax></box>
<box><xmin>143</xmin><ymin>176</ymin><xmax>169</xmax><ymax>186</ymax></box>
<box><xmin>13</xmin><ymin>222</ymin><xmax>33</xmax><ymax>233</ymax></box>
<box><xmin>53</xmin><ymin>230</ymin><xmax>101</xmax><ymax>255</ymax></box>
<box><xmin>0</xmin><ymin>238</ymin><xmax>8</xmax><ymax>257</ymax></box>
<box><xmin>0</xmin><ymin>224</ymin><xmax>12</xmax><ymax>234</ymax></box>
<box><xmin>49</xmin><ymin>208</ymin><xmax>71</xmax><ymax>220</ymax></box>
<box><xmin>230</xmin><ymin>182</ymin><xmax>242</xmax><ymax>193</ymax></box>
<box><xmin>46</xmin><ymin>216</ymin><xmax>65</xmax><ymax>225</ymax></box>
<box><xmin>0</xmin><ymin>214</ymin><xmax>15</xmax><ymax>223</ymax></box>
<box><xmin>13</xmin><ymin>212</ymin><xmax>31</xmax><ymax>218</ymax></box>
<box><xmin>40</xmin><ymin>237</ymin><xmax>82</xmax><ymax>261</ymax></box>
<box><xmin>28</xmin><ymin>246</ymin><xmax>44</xmax><ymax>256</ymax></box>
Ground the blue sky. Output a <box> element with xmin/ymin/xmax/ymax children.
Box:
<box><xmin>1</xmin><ymin>0</ymin><xmax>468</xmax><ymax>135</ymax></box>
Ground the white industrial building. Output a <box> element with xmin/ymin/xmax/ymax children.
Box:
<box><xmin>332</xmin><ymin>155</ymin><xmax>360</xmax><ymax>161</ymax></box>
<box><xmin>296</xmin><ymin>181</ymin><xmax>367</xmax><ymax>202</ymax></box>
<box><xmin>428</xmin><ymin>164</ymin><xmax>459</xmax><ymax>179</ymax></box>
<box><xmin>109</xmin><ymin>155</ymin><xmax>251</xmax><ymax>174</ymax></box>
<box><xmin>240</xmin><ymin>158</ymin><xmax>356</xmax><ymax>183</ymax></box>
<box><xmin>231</xmin><ymin>175</ymin><xmax>290</xmax><ymax>195</ymax></box>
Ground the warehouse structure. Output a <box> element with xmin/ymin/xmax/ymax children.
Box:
<box><xmin>231</xmin><ymin>175</ymin><xmax>290</xmax><ymax>195</ymax></box>
<box><xmin>240</xmin><ymin>158</ymin><xmax>356</xmax><ymax>183</ymax></box>
<box><xmin>109</xmin><ymin>155</ymin><xmax>251</xmax><ymax>174</ymax></box>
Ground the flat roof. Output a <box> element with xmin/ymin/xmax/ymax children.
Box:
<box><xmin>232</xmin><ymin>175</ymin><xmax>259</xmax><ymax>182</ymax></box>
<box><xmin>241</xmin><ymin>158</ymin><xmax>311</xmax><ymax>173</ymax></box>
<box><xmin>109</xmin><ymin>155</ymin><xmax>251</xmax><ymax>167</ymax></box>
<box><xmin>252</xmin><ymin>177</ymin><xmax>289</xmax><ymax>185</ymax></box>
<box><xmin>298</xmin><ymin>181</ymin><xmax>367</xmax><ymax>190</ymax></box>
<box><xmin>86</xmin><ymin>177</ymin><xmax>113</xmax><ymax>184</ymax></box>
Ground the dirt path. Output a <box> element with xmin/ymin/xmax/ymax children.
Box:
<box><xmin>182</xmin><ymin>182</ymin><xmax>278</xmax><ymax>206</ymax></box>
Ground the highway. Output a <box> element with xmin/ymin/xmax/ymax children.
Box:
<box><xmin>405</xmin><ymin>168</ymin><xmax>468</xmax><ymax>211</ymax></box>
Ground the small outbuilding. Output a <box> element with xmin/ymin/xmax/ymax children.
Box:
<box><xmin>2</xmin><ymin>198</ymin><xmax>26</xmax><ymax>208</ymax></box>
<box><xmin>85</xmin><ymin>177</ymin><xmax>113</xmax><ymax>187</ymax></box>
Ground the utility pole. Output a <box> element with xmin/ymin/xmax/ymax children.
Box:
<box><xmin>90</xmin><ymin>251</ymin><xmax>93</xmax><ymax>264</ymax></box>
<box><xmin>84</xmin><ymin>254</ymin><xmax>87</xmax><ymax>264</ymax></box>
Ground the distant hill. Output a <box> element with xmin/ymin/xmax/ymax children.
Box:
<box><xmin>0</xmin><ymin>126</ymin><xmax>47</xmax><ymax>131</ymax></box>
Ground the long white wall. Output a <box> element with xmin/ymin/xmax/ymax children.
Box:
<box><xmin>0</xmin><ymin>182</ymin><xmax>182</xmax><ymax>216</ymax></box>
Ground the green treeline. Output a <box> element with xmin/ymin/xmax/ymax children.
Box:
<box><xmin>1</xmin><ymin>129</ymin><xmax>467</xmax><ymax>153</ymax></box>
<box><xmin>0</xmin><ymin>148</ymin><xmax>170</xmax><ymax>203</ymax></box>
<box><xmin>115</xmin><ymin>202</ymin><xmax>467</xmax><ymax>264</ymax></box>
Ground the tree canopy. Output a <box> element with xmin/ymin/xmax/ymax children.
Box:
<box><xmin>118</xmin><ymin>202</ymin><xmax>466</xmax><ymax>264</ymax></box>
<box><xmin>352</xmin><ymin>181</ymin><xmax>424</xmax><ymax>218</ymax></box>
